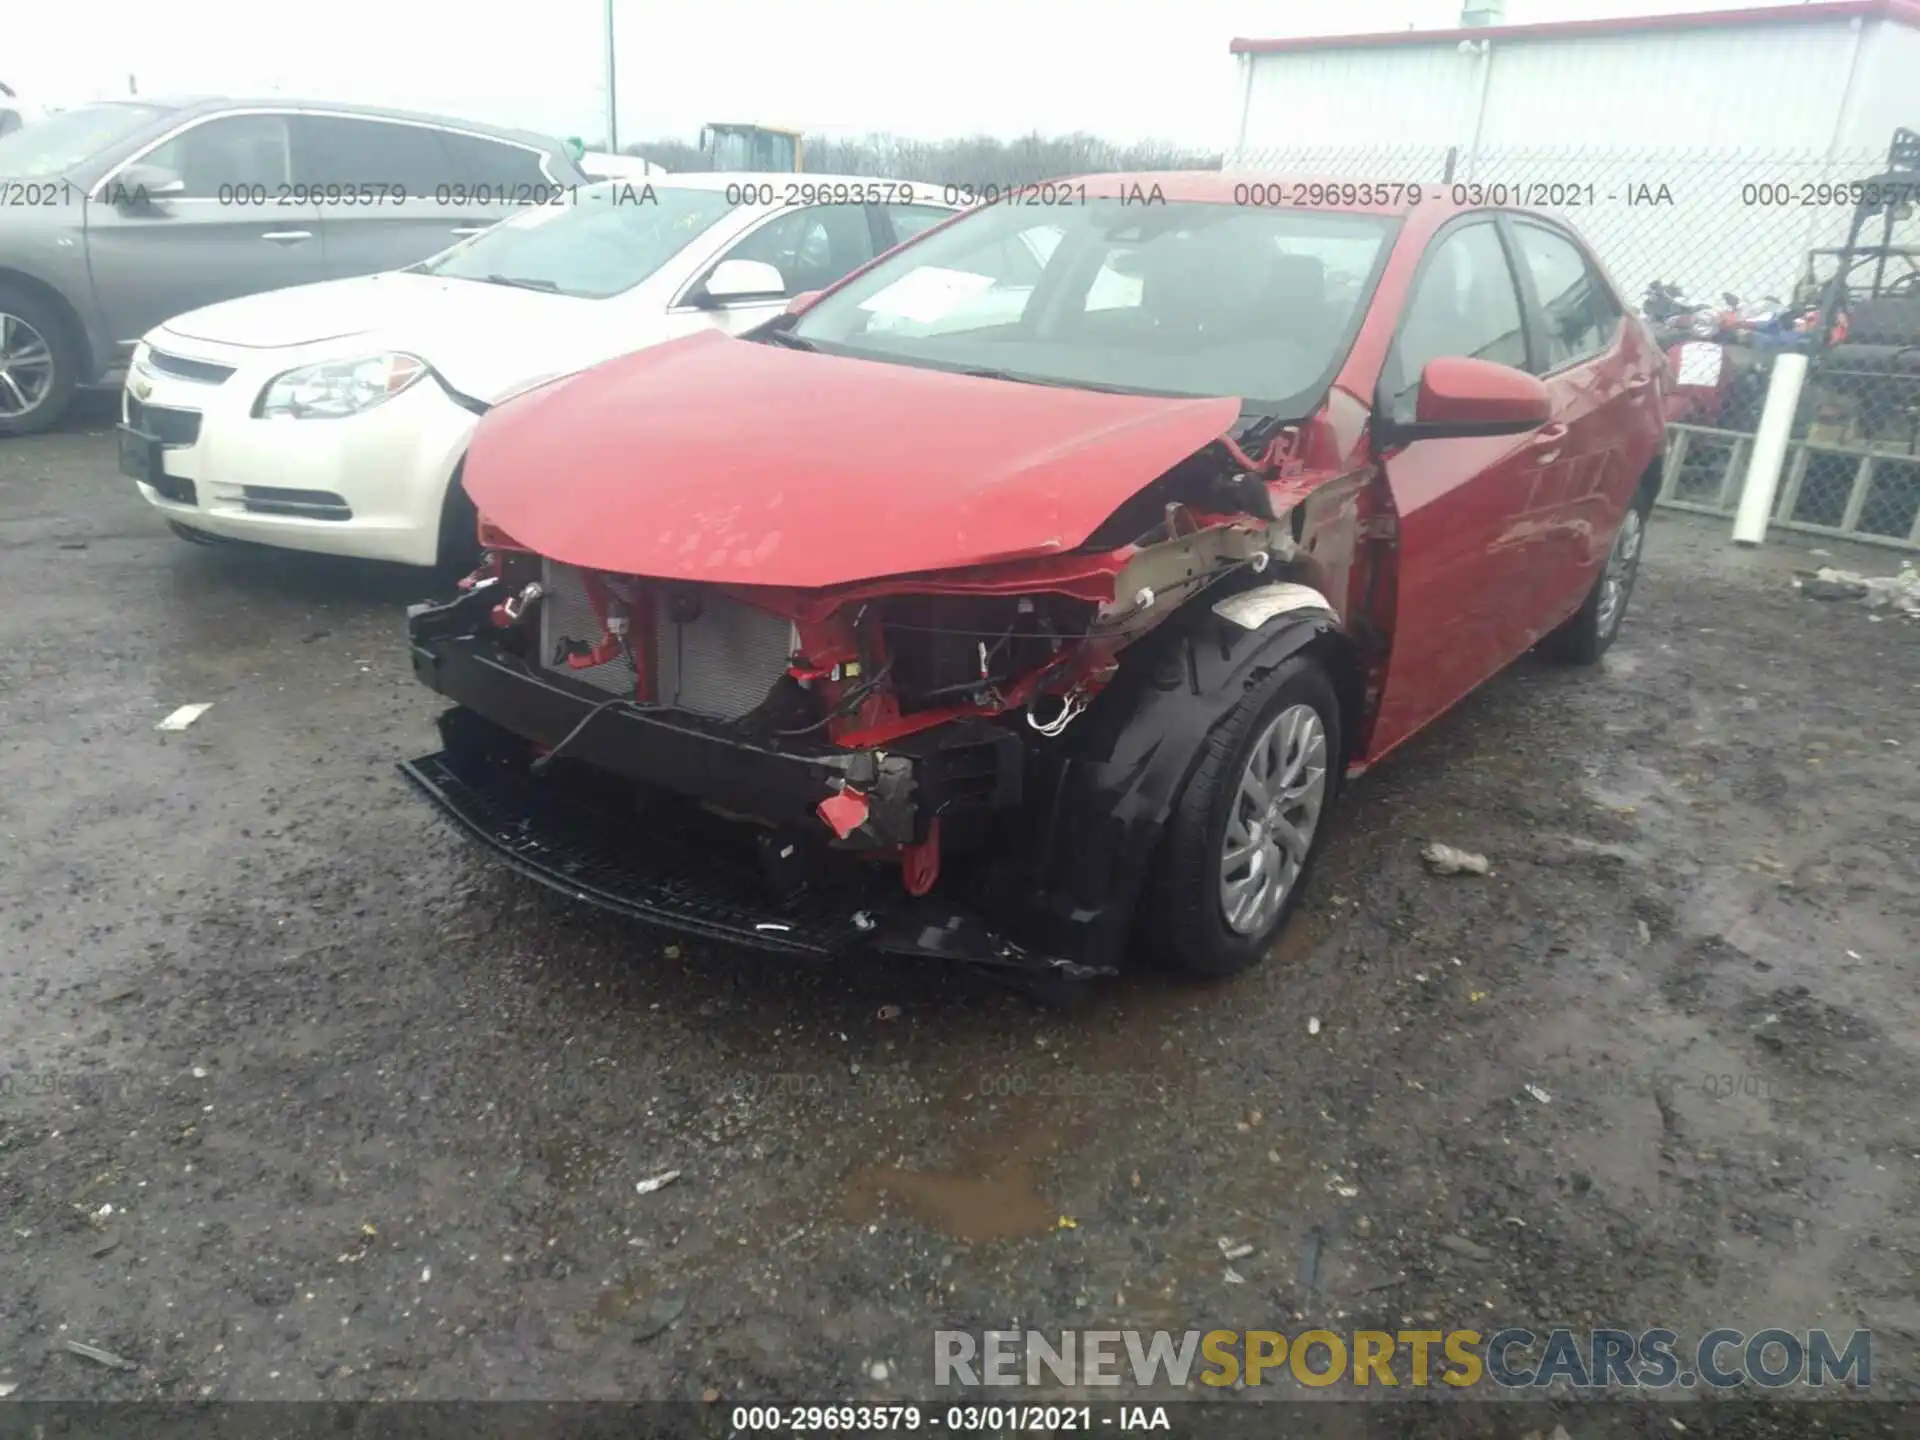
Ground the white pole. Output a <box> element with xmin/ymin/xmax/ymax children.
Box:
<box><xmin>603</xmin><ymin>0</ymin><xmax>618</xmax><ymax>153</ymax></box>
<box><xmin>1731</xmin><ymin>352</ymin><xmax>1810</xmax><ymax>547</ymax></box>
<box><xmin>1463</xmin><ymin>39</ymin><xmax>1494</xmax><ymax>181</ymax></box>
<box><xmin>1232</xmin><ymin>54</ymin><xmax>1254</xmax><ymax>164</ymax></box>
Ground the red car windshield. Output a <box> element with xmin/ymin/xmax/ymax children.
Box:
<box><xmin>789</xmin><ymin>198</ymin><xmax>1394</xmax><ymax>414</ymax></box>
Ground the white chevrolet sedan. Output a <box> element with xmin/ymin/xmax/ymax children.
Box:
<box><xmin>120</xmin><ymin>174</ymin><xmax>955</xmax><ymax>566</ymax></box>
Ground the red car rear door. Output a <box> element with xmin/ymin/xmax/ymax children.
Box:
<box><xmin>1504</xmin><ymin>216</ymin><xmax>1656</xmax><ymax>634</ymax></box>
<box><xmin>1367</xmin><ymin>217</ymin><xmax>1557</xmax><ymax>759</ymax></box>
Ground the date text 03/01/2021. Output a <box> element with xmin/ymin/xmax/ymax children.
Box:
<box><xmin>729</xmin><ymin>1404</ymin><xmax>1169</xmax><ymax>1431</ymax></box>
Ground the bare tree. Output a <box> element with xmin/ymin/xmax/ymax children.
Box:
<box><xmin>624</xmin><ymin>138</ymin><xmax>711</xmax><ymax>171</ymax></box>
<box><xmin>623</xmin><ymin>131</ymin><xmax>1218</xmax><ymax>181</ymax></box>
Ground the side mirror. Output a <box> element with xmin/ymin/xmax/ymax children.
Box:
<box><xmin>699</xmin><ymin>259</ymin><xmax>786</xmax><ymax>305</ymax></box>
<box><xmin>785</xmin><ymin>289</ymin><xmax>824</xmax><ymax>317</ymax></box>
<box><xmin>1381</xmin><ymin>356</ymin><xmax>1552</xmax><ymax>446</ymax></box>
<box><xmin>110</xmin><ymin>162</ymin><xmax>185</xmax><ymax>208</ymax></box>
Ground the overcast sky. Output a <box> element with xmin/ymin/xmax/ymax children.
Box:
<box><xmin>10</xmin><ymin>0</ymin><xmax>1775</xmax><ymax>149</ymax></box>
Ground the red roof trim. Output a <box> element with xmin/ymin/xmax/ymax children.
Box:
<box><xmin>1230</xmin><ymin>0</ymin><xmax>1920</xmax><ymax>55</ymax></box>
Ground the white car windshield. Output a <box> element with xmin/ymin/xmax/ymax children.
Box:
<box><xmin>0</xmin><ymin>102</ymin><xmax>171</xmax><ymax>178</ymax></box>
<box><xmin>415</xmin><ymin>183</ymin><xmax>735</xmax><ymax>300</ymax></box>
<box><xmin>789</xmin><ymin>199</ymin><xmax>1393</xmax><ymax>413</ymax></box>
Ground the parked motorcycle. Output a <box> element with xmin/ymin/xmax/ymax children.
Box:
<box><xmin>1641</xmin><ymin>280</ymin><xmax>1693</xmax><ymax>324</ymax></box>
<box><xmin>1658</xmin><ymin>292</ymin><xmax>1829</xmax><ymax>430</ymax></box>
<box><xmin>1718</xmin><ymin>294</ymin><xmax>1818</xmax><ymax>350</ymax></box>
<box><xmin>1647</xmin><ymin>282</ymin><xmax>1736</xmax><ymax>425</ymax></box>
<box><xmin>1642</xmin><ymin>281</ymin><xmax>1719</xmax><ymax>345</ymax></box>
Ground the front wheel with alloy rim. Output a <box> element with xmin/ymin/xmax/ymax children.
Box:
<box><xmin>1150</xmin><ymin>654</ymin><xmax>1342</xmax><ymax>978</ymax></box>
<box><xmin>0</xmin><ymin>287</ymin><xmax>78</xmax><ymax>437</ymax></box>
<box><xmin>1542</xmin><ymin>498</ymin><xmax>1649</xmax><ymax>665</ymax></box>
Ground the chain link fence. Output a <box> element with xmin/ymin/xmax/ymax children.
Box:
<box><xmin>702</xmin><ymin>131</ymin><xmax>1920</xmax><ymax>550</ymax></box>
<box><xmin>1231</xmin><ymin>139</ymin><xmax>1920</xmax><ymax>551</ymax></box>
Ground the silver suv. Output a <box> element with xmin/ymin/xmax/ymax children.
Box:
<box><xmin>0</xmin><ymin>97</ymin><xmax>589</xmax><ymax>434</ymax></box>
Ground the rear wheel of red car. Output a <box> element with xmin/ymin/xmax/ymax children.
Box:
<box><xmin>1542</xmin><ymin>496</ymin><xmax>1649</xmax><ymax>665</ymax></box>
<box><xmin>1150</xmin><ymin>655</ymin><xmax>1341</xmax><ymax>979</ymax></box>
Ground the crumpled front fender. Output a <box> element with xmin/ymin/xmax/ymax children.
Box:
<box><xmin>1011</xmin><ymin>585</ymin><xmax>1351</xmax><ymax>967</ymax></box>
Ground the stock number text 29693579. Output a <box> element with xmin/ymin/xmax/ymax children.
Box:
<box><xmin>1235</xmin><ymin>181</ymin><xmax>1425</xmax><ymax>207</ymax></box>
<box><xmin>211</xmin><ymin>182</ymin><xmax>584</xmax><ymax>207</ymax></box>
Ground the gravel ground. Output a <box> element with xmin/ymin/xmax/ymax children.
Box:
<box><xmin>3</xmin><ymin>399</ymin><xmax>1918</xmax><ymax>1423</ymax></box>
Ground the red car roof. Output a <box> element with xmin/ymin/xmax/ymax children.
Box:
<box><xmin>1053</xmin><ymin>171</ymin><xmax>1446</xmax><ymax>216</ymax></box>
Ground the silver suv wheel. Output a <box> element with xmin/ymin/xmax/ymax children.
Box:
<box><xmin>0</xmin><ymin>312</ymin><xmax>55</xmax><ymax>420</ymax></box>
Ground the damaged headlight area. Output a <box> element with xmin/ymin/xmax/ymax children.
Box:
<box><xmin>463</xmin><ymin>548</ymin><xmax>1108</xmax><ymax>752</ymax></box>
<box><xmin>256</xmin><ymin>352</ymin><xmax>428</xmax><ymax>419</ymax></box>
<box><xmin>869</xmin><ymin>594</ymin><xmax>1097</xmax><ymax>716</ymax></box>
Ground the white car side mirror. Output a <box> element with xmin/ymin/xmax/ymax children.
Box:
<box><xmin>702</xmin><ymin>259</ymin><xmax>786</xmax><ymax>304</ymax></box>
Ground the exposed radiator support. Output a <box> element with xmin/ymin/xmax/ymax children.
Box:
<box><xmin>538</xmin><ymin>562</ymin><xmax>796</xmax><ymax>719</ymax></box>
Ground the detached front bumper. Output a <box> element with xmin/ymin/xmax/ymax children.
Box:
<box><xmin>403</xmin><ymin>606</ymin><xmax>1113</xmax><ymax>983</ymax></box>
<box><xmin>402</xmin><ymin>738</ymin><xmax>871</xmax><ymax>957</ymax></box>
<box><xmin>402</xmin><ymin>718</ymin><xmax>1104</xmax><ymax>982</ymax></box>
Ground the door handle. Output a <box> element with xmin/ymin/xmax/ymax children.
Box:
<box><xmin>260</xmin><ymin>230</ymin><xmax>312</xmax><ymax>244</ymax></box>
<box><xmin>450</xmin><ymin>226</ymin><xmax>486</xmax><ymax>237</ymax></box>
<box><xmin>1530</xmin><ymin>422</ymin><xmax>1568</xmax><ymax>464</ymax></box>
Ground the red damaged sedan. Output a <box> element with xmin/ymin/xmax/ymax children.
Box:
<box><xmin>401</xmin><ymin>175</ymin><xmax>1665</xmax><ymax>990</ymax></box>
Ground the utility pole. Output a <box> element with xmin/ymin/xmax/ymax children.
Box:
<box><xmin>603</xmin><ymin>0</ymin><xmax>619</xmax><ymax>153</ymax></box>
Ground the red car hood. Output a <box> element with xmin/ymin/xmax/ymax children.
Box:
<box><xmin>462</xmin><ymin>330</ymin><xmax>1241</xmax><ymax>589</ymax></box>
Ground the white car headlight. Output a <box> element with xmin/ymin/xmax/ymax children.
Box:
<box><xmin>257</xmin><ymin>353</ymin><xmax>428</xmax><ymax>419</ymax></box>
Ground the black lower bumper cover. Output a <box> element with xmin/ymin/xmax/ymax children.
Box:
<box><xmin>401</xmin><ymin>744</ymin><xmax>1114</xmax><ymax>980</ymax></box>
<box><xmin>410</xmin><ymin>632</ymin><xmax>927</xmax><ymax>848</ymax></box>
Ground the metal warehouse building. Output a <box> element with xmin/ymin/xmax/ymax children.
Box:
<box><xmin>1226</xmin><ymin>0</ymin><xmax>1920</xmax><ymax>302</ymax></box>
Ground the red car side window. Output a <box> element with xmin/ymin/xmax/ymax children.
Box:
<box><xmin>1390</xmin><ymin>222</ymin><xmax>1528</xmax><ymax>421</ymax></box>
<box><xmin>1510</xmin><ymin>220</ymin><xmax>1623</xmax><ymax>372</ymax></box>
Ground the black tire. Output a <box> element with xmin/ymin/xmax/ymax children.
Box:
<box><xmin>1147</xmin><ymin>654</ymin><xmax>1342</xmax><ymax>979</ymax></box>
<box><xmin>1542</xmin><ymin>493</ymin><xmax>1651</xmax><ymax>665</ymax></box>
<box><xmin>0</xmin><ymin>284</ymin><xmax>79</xmax><ymax>437</ymax></box>
<box><xmin>435</xmin><ymin>466</ymin><xmax>480</xmax><ymax>573</ymax></box>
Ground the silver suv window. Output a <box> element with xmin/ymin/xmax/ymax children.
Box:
<box><xmin>0</xmin><ymin>102</ymin><xmax>171</xmax><ymax>178</ymax></box>
<box><xmin>293</xmin><ymin>115</ymin><xmax>456</xmax><ymax>193</ymax></box>
<box><xmin>142</xmin><ymin>114</ymin><xmax>292</xmax><ymax>197</ymax></box>
<box><xmin>437</xmin><ymin>130</ymin><xmax>552</xmax><ymax>189</ymax></box>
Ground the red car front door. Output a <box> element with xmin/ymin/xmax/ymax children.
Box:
<box><xmin>1366</xmin><ymin>217</ymin><xmax>1559</xmax><ymax>759</ymax></box>
<box><xmin>1504</xmin><ymin>216</ymin><xmax>1659</xmax><ymax>636</ymax></box>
